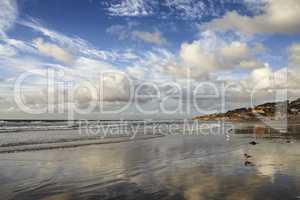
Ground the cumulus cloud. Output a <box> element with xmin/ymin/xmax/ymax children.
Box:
<box><xmin>120</xmin><ymin>31</ymin><xmax>265</xmax><ymax>81</ymax></box>
<box><xmin>33</xmin><ymin>38</ymin><xmax>74</xmax><ymax>64</ymax></box>
<box><xmin>204</xmin><ymin>0</ymin><xmax>300</xmax><ymax>34</ymax></box>
<box><xmin>132</xmin><ymin>31</ymin><xmax>167</xmax><ymax>45</ymax></box>
<box><xmin>241</xmin><ymin>64</ymin><xmax>273</xmax><ymax>90</ymax></box>
<box><xmin>0</xmin><ymin>0</ymin><xmax>17</xmax><ymax>38</ymax></box>
<box><xmin>240</xmin><ymin>43</ymin><xmax>300</xmax><ymax>92</ymax></box>
<box><xmin>164</xmin><ymin>31</ymin><xmax>264</xmax><ymax>79</ymax></box>
<box><xmin>220</xmin><ymin>42</ymin><xmax>263</xmax><ymax>68</ymax></box>
<box><xmin>101</xmin><ymin>72</ymin><xmax>132</xmax><ymax>102</ymax></box>
<box><xmin>230</xmin><ymin>47</ymin><xmax>300</xmax><ymax>102</ymax></box>
<box><xmin>64</xmin><ymin>71</ymin><xmax>133</xmax><ymax>107</ymax></box>
<box><xmin>179</xmin><ymin>40</ymin><xmax>218</xmax><ymax>74</ymax></box>
<box><xmin>1</xmin><ymin>0</ymin><xmax>298</xmax><ymax>117</ymax></box>
<box><xmin>1</xmin><ymin>19</ymin><xmax>146</xmax><ymax>108</ymax></box>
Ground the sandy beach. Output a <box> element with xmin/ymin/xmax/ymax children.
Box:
<box><xmin>0</xmin><ymin>121</ymin><xmax>300</xmax><ymax>200</ymax></box>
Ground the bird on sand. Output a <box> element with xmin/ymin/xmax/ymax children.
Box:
<box><xmin>249</xmin><ymin>141</ymin><xmax>258</xmax><ymax>145</ymax></box>
<box><xmin>244</xmin><ymin>153</ymin><xmax>252</xmax><ymax>159</ymax></box>
<box><xmin>244</xmin><ymin>160</ymin><xmax>254</xmax><ymax>166</ymax></box>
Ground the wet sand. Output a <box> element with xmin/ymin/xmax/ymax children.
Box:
<box><xmin>0</xmin><ymin>133</ymin><xmax>300</xmax><ymax>200</ymax></box>
<box><xmin>0</xmin><ymin>134</ymin><xmax>163</xmax><ymax>154</ymax></box>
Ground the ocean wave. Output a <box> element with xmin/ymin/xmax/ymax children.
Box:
<box><xmin>0</xmin><ymin>120</ymin><xmax>190</xmax><ymax>133</ymax></box>
<box><xmin>0</xmin><ymin>120</ymin><xmax>198</xmax><ymax>153</ymax></box>
<box><xmin>0</xmin><ymin>134</ymin><xmax>163</xmax><ymax>154</ymax></box>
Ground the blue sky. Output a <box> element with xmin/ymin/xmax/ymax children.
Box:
<box><xmin>0</xmin><ymin>0</ymin><xmax>300</xmax><ymax>119</ymax></box>
<box><xmin>13</xmin><ymin>0</ymin><xmax>297</xmax><ymax>54</ymax></box>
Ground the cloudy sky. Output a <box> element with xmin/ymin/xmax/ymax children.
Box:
<box><xmin>0</xmin><ymin>0</ymin><xmax>300</xmax><ymax>119</ymax></box>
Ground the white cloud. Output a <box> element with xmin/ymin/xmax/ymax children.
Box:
<box><xmin>118</xmin><ymin>31</ymin><xmax>265</xmax><ymax>81</ymax></box>
<box><xmin>204</xmin><ymin>0</ymin><xmax>300</xmax><ymax>34</ymax></box>
<box><xmin>21</xmin><ymin>19</ymin><xmax>118</xmax><ymax>61</ymax></box>
<box><xmin>287</xmin><ymin>43</ymin><xmax>300</xmax><ymax>89</ymax></box>
<box><xmin>4</xmin><ymin>38</ymin><xmax>36</xmax><ymax>53</ymax></box>
<box><xmin>289</xmin><ymin>43</ymin><xmax>300</xmax><ymax>67</ymax></box>
<box><xmin>121</xmin><ymin>50</ymin><xmax>139</xmax><ymax>60</ymax></box>
<box><xmin>132</xmin><ymin>31</ymin><xmax>167</xmax><ymax>45</ymax></box>
<box><xmin>0</xmin><ymin>0</ymin><xmax>17</xmax><ymax>38</ymax></box>
<box><xmin>227</xmin><ymin>44</ymin><xmax>300</xmax><ymax>100</ymax></box>
<box><xmin>220</xmin><ymin>42</ymin><xmax>252</xmax><ymax>63</ymax></box>
<box><xmin>106</xmin><ymin>24</ymin><xmax>131</xmax><ymax>40</ymax></box>
<box><xmin>72</xmin><ymin>57</ymin><xmax>114</xmax><ymax>79</ymax></box>
<box><xmin>168</xmin><ymin>32</ymin><xmax>264</xmax><ymax>78</ymax></box>
<box><xmin>33</xmin><ymin>38</ymin><xmax>74</xmax><ymax>64</ymax></box>
<box><xmin>105</xmin><ymin>0</ymin><xmax>225</xmax><ymax>19</ymax></box>
<box><xmin>101</xmin><ymin>72</ymin><xmax>132</xmax><ymax>102</ymax></box>
<box><xmin>239</xmin><ymin>42</ymin><xmax>300</xmax><ymax>92</ymax></box>
<box><xmin>164</xmin><ymin>0</ymin><xmax>220</xmax><ymax>20</ymax></box>
<box><xmin>180</xmin><ymin>40</ymin><xmax>218</xmax><ymax>73</ymax></box>
<box><xmin>0</xmin><ymin>43</ymin><xmax>16</xmax><ymax>57</ymax></box>
<box><xmin>126</xmin><ymin>66</ymin><xmax>146</xmax><ymax>78</ymax></box>
<box><xmin>242</xmin><ymin>64</ymin><xmax>273</xmax><ymax>89</ymax></box>
<box><xmin>1</xmin><ymin>1</ymin><xmax>298</xmax><ymax>117</ymax></box>
<box><xmin>106</xmin><ymin>0</ymin><xmax>154</xmax><ymax>16</ymax></box>
<box><xmin>107</xmin><ymin>23</ymin><xmax>167</xmax><ymax>45</ymax></box>
<box><xmin>220</xmin><ymin>41</ymin><xmax>262</xmax><ymax>68</ymax></box>
<box><xmin>59</xmin><ymin>71</ymin><xmax>133</xmax><ymax>106</ymax></box>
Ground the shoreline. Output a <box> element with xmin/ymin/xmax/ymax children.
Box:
<box><xmin>0</xmin><ymin>134</ymin><xmax>164</xmax><ymax>154</ymax></box>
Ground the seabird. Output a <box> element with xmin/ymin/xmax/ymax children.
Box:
<box><xmin>244</xmin><ymin>153</ymin><xmax>252</xmax><ymax>159</ymax></box>
<box><xmin>244</xmin><ymin>160</ymin><xmax>254</xmax><ymax>166</ymax></box>
<box><xmin>249</xmin><ymin>141</ymin><xmax>258</xmax><ymax>145</ymax></box>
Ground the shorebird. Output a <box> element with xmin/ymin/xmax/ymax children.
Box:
<box><xmin>244</xmin><ymin>160</ymin><xmax>254</xmax><ymax>166</ymax></box>
<box><xmin>249</xmin><ymin>141</ymin><xmax>258</xmax><ymax>145</ymax></box>
<box><xmin>244</xmin><ymin>153</ymin><xmax>252</xmax><ymax>159</ymax></box>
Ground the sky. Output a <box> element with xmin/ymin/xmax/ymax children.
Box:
<box><xmin>0</xmin><ymin>0</ymin><xmax>300</xmax><ymax>119</ymax></box>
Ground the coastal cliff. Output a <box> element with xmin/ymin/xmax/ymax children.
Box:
<box><xmin>193</xmin><ymin>98</ymin><xmax>300</xmax><ymax>121</ymax></box>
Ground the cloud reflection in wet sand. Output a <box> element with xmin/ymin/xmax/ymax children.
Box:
<box><xmin>0</xmin><ymin>135</ymin><xmax>300</xmax><ymax>199</ymax></box>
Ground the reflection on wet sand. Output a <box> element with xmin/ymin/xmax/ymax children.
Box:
<box><xmin>0</xmin><ymin>134</ymin><xmax>300</xmax><ymax>200</ymax></box>
<box><xmin>42</xmin><ymin>193</ymin><xmax>72</xmax><ymax>200</ymax></box>
<box><xmin>162</xmin><ymin>158</ymin><xmax>299</xmax><ymax>200</ymax></box>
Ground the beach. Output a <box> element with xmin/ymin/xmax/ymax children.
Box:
<box><xmin>0</xmin><ymin>121</ymin><xmax>300</xmax><ymax>200</ymax></box>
